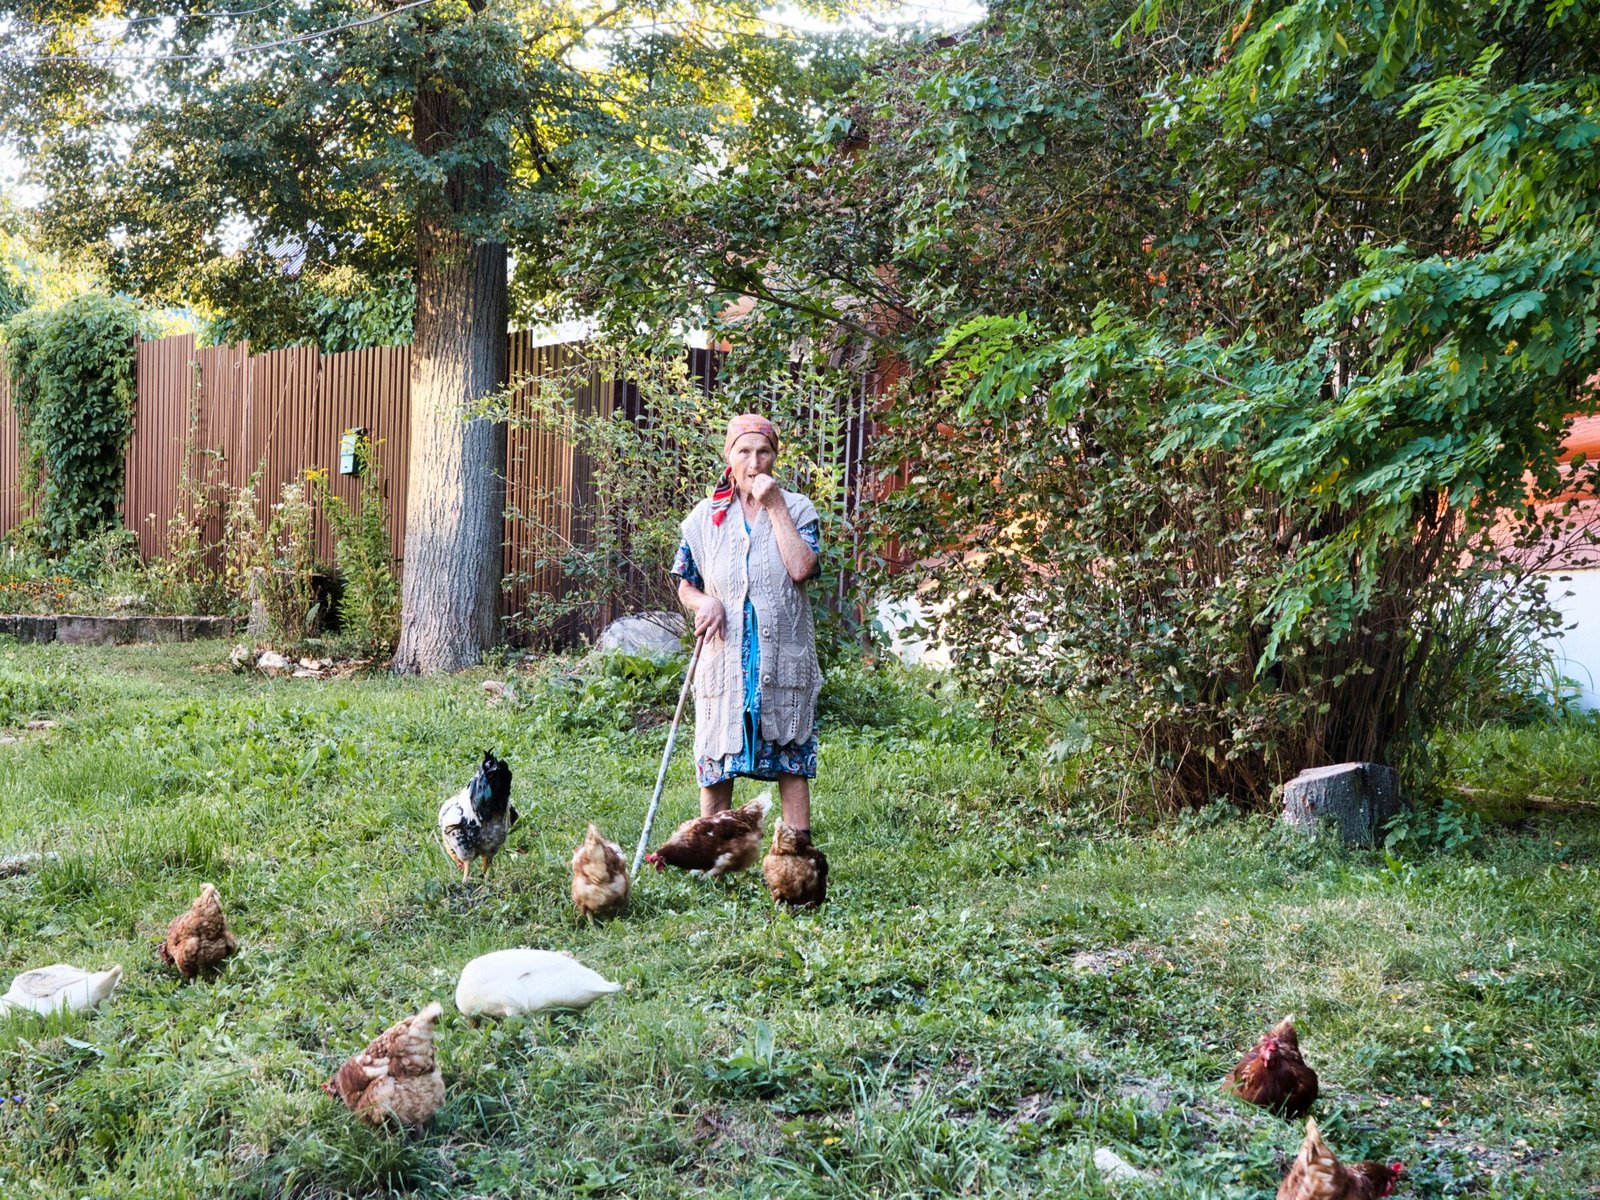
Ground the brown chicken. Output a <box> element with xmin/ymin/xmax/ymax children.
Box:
<box><xmin>762</xmin><ymin>821</ymin><xmax>828</xmax><ymax>907</ymax></box>
<box><xmin>644</xmin><ymin>791</ymin><xmax>772</xmax><ymax>879</ymax></box>
<box><xmin>158</xmin><ymin>883</ymin><xmax>238</xmax><ymax>980</ymax></box>
<box><xmin>1277</xmin><ymin>1118</ymin><xmax>1404</xmax><ymax>1200</ymax></box>
<box><xmin>1224</xmin><ymin>1015</ymin><xmax>1319</xmax><ymax>1118</ymax></box>
<box><xmin>571</xmin><ymin>823</ymin><xmax>631</xmax><ymax>918</ymax></box>
<box><xmin>322</xmin><ymin>1002</ymin><xmax>446</xmax><ymax>1130</ymax></box>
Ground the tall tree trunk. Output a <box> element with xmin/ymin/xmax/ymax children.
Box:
<box><xmin>393</xmin><ymin>63</ymin><xmax>508</xmax><ymax>675</ymax></box>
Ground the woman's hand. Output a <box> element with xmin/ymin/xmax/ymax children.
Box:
<box><xmin>694</xmin><ymin>596</ymin><xmax>726</xmax><ymax>641</ymax></box>
<box><xmin>749</xmin><ymin>473</ymin><xmax>783</xmax><ymax>509</ymax></box>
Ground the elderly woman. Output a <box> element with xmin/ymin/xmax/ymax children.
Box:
<box><xmin>672</xmin><ymin>414</ymin><xmax>823</xmax><ymax>836</ymax></box>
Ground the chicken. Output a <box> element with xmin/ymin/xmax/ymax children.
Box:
<box><xmin>1277</xmin><ymin>1118</ymin><xmax>1404</xmax><ymax>1200</ymax></box>
<box><xmin>455</xmin><ymin>948</ymin><xmax>621</xmax><ymax>1020</ymax></box>
<box><xmin>0</xmin><ymin>964</ymin><xmax>122</xmax><ymax>1016</ymax></box>
<box><xmin>158</xmin><ymin>882</ymin><xmax>238</xmax><ymax>979</ymax></box>
<box><xmin>1224</xmin><ymin>1015</ymin><xmax>1319</xmax><ymax>1118</ymax></box>
<box><xmin>762</xmin><ymin>821</ymin><xmax>828</xmax><ymax>907</ymax></box>
<box><xmin>438</xmin><ymin>750</ymin><xmax>517</xmax><ymax>881</ymax></box>
<box><xmin>571</xmin><ymin>823</ymin><xmax>630</xmax><ymax>918</ymax></box>
<box><xmin>643</xmin><ymin>790</ymin><xmax>772</xmax><ymax>879</ymax></box>
<box><xmin>323</xmin><ymin>1001</ymin><xmax>446</xmax><ymax>1130</ymax></box>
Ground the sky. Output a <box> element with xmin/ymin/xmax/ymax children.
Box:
<box><xmin>0</xmin><ymin>0</ymin><xmax>987</xmax><ymax>210</ymax></box>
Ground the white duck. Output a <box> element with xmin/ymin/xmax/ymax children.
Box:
<box><xmin>455</xmin><ymin>949</ymin><xmax>620</xmax><ymax>1020</ymax></box>
<box><xmin>0</xmin><ymin>964</ymin><xmax>123</xmax><ymax>1016</ymax></box>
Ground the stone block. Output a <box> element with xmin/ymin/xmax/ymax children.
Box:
<box><xmin>0</xmin><ymin>615</ymin><xmax>58</xmax><ymax>643</ymax></box>
<box><xmin>597</xmin><ymin>611</ymin><xmax>686</xmax><ymax>656</ymax></box>
<box><xmin>55</xmin><ymin>615</ymin><xmax>236</xmax><ymax>646</ymax></box>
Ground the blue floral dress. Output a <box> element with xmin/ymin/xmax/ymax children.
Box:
<box><xmin>673</xmin><ymin>517</ymin><xmax>822</xmax><ymax>787</ymax></box>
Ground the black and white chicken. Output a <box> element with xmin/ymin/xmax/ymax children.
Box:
<box><xmin>438</xmin><ymin>751</ymin><xmax>517</xmax><ymax>881</ymax></box>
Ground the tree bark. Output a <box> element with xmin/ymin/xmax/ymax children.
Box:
<box><xmin>393</xmin><ymin>53</ymin><xmax>509</xmax><ymax>675</ymax></box>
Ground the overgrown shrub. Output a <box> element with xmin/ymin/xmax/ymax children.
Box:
<box><xmin>880</xmin><ymin>384</ymin><xmax>1579</xmax><ymax>814</ymax></box>
<box><xmin>316</xmin><ymin>443</ymin><xmax>400</xmax><ymax>652</ymax></box>
<box><xmin>253</xmin><ymin>478</ymin><xmax>321</xmax><ymax>644</ymax></box>
<box><xmin>3</xmin><ymin>293</ymin><xmax>142</xmax><ymax>551</ymax></box>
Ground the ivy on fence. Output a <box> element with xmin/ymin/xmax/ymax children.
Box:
<box><xmin>2</xmin><ymin>294</ymin><xmax>142</xmax><ymax>552</ymax></box>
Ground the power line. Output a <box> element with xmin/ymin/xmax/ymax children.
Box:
<box><xmin>0</xmin><ymin>0</ymin><xmax>436</xmax><ymax>65</ymax></box>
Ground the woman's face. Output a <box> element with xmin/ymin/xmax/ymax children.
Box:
<box><xmin>727</xmin><ymin>432</ymin><xmax>776</xmax><ymax>486</ymax></box>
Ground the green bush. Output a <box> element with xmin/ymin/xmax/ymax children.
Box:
<box><xmin>881</xmin><ymin>392</ymin><xmax>1572</xmax><ymax>815</ymax></box>
<box><xmin>316</xmin><ymin>441</ymin><xmax>400</xmax><ymax>652</ymax></box>
<box><xmin>2</xmin><ymin>293</ymin><xmax>142</xmax><ymax>552</ymax></box>
<box><xmin>524</xmin><ymin>651</ymin><xmax>690</xmax><ymax>735</ymax></box>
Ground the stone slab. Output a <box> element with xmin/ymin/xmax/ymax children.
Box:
<box><xmin>0</xmin><ymin>615</ymin><xmax>58</xmax><ymax>643</ymax></box>
<box><xmin>45</xmin><ymin>615</ymin><xmax>237</xmax><ymax>646</ymax></box>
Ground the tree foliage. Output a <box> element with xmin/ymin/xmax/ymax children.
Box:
<box><xmin>201</xmin><ymin>267</ymin><xmax>415</xmax><ymax>354</ymax></box>
<box><xmin>562</xmin><ymin>0</ymin><xmax>1599</xmax><ymax>807</ymax></box>
<box><xmin>0</xmin><ymin>0</ymin><xmax>871</xmax><ymax>334</ymax></box>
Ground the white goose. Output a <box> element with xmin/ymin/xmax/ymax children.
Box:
<box><xmin>455</xmin><ymin>949</ymin><xmax>620</xmax><ymax>1020</ymax></box>
<box><xmin>0</xmin><ymin>964</ymin><xmax>123</xmax><ymax>1016</ymax></box>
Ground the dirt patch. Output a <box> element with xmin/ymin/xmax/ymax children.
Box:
<box><xmin>1409</xmin><ymin>1114</ymin><xmax>1559</xmax><ymax>1180</ymax></box>
<box><xmin>0</xmin><ymin>720</ymin><xmax>60</xmax><ymax>746</ymax></box>
<box><xmin>691</xmin><ymin>1106</ymin><xmax>783</xmax><ymax>1159</ymax></box>
<box><xmin>1006</xmin><ymin>1090</ymin><xmax>1056</xmax><ymax>1128</ymax></box>
<box><xmin>1069</xmin><ymin>944</ymin><xmax>1173</xmax><ymax>974</ymax></box>
<box><xmin>0</xmin><ymin>851</ymin><xmax>55</xmax><ymax>878</ymax></box>
<box><xmin>908</xmin><ymin>1050</ymin><xmax>979</xmax><ymax>1101</ymax></box>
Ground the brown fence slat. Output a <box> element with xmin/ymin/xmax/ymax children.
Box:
<box><xmin>126</xmin><ymin>334</ymin><xmax>196</xmax><ymax>558</ymax></box>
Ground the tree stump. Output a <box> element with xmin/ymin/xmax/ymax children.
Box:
<box><xmin>1281</xmin><ymin>762</ymin><xmax>1403</xmax><ymax>848</ymax></box>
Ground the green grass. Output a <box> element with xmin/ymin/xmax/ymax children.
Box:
<box><xmin>0</xmin><ymin>641</ymin><xmax>1596</xmax><ymax>1199</ymax></box>
<box><xmin>1439</xmin><ymin>712</ymin><xmax>1600</xmax><ymax>804</ymax></box>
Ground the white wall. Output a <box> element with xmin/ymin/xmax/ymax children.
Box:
<box><xmin>872</xmin><ymin>594</ymin><xmax>951</xmax><ymax>669</ymax></box>
<box><xmin>1545</xmin><ymin>568</ymin><xmax>1600</xmax><ymax>710</ymax></box>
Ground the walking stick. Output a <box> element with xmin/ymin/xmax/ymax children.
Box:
<box><xmin>632</xmin><ymin>635</ymin><xmax>705</xmax><ymax>877</ymax></box>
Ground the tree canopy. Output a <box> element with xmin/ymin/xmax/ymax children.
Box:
<box><xmin>0</xmin><ymin>0</ymin><xmax>870</xmax><ymax>343</ymax></box>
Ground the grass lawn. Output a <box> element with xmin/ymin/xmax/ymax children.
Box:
<box><xmin>0</xmin><ymin>641</ymin><xmax>1596</xmax><ymax>1199</ymax></box>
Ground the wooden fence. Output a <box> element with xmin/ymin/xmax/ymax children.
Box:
<box><xmin>0</xmin><ymin>331</ymin><xmax>879</xmax><ymax>636</ymax></box>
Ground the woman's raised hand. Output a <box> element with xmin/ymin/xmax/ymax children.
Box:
<box><xmin>694</xmin><ymin>596</ymin><xmax>726</xmax><ymax>641</ymax></box>
<box><xmin>749</xmin><ymin>473</ymin><xmax>782</xmax><ymax>508</ymax></box>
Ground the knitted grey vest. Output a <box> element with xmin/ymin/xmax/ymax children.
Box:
<box><xmin>681</xmin><ymin>489</ymin><xmax>822</xmax><ymax>762</ymax></box>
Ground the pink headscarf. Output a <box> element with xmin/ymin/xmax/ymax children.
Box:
<box><xmin>723</xmin><ymin>413</ymin><xmax>779</xmax><ymax>457</ymax></box>
<box><xmin>711</xmin><ymin>414</ymin><xmax>780</xmax><ymax>526</ymax></box>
